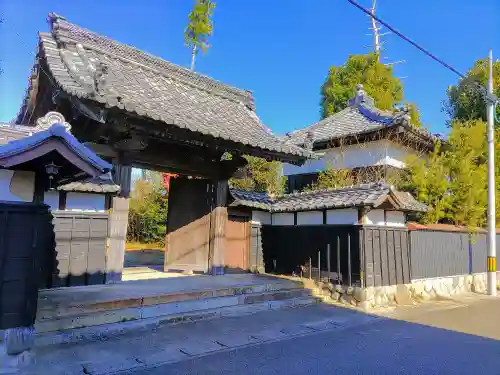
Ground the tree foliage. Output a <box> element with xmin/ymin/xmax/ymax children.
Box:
<box><xmin>127</xmin><ymin>179</ymin><xmax>169</xmax><ymax>246</ymax></box>
<box><xmin>320</xmin><ymin>53</ymin><xmax>404</xmax><ymax>118</ymax></box>
<box><xmin>229</xmin><ymin>156</ymin><xmax>286</xmax><ymax>196</ymax></box>
<box><xmin>184</xmin><ymin>0</ymin><xmax>216</xmax><ymax>71</ymax></box>
<box><xmin>305</xmin><ymin>165</ymin><xmax>354</xmax><ymax>191</ymax></box>
<box><xmin>404</xmin><ymin>120</ymin><xmax>491</xmax><ymax>227</ymax></box>
<box><xmin>445</xmin><ymin>58</ymin><xmax>500</xmax><ymax>123</ymax></box>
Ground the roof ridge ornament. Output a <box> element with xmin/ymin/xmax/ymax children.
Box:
<box><xmin>348</xmin><ymin>84</ymin><xmax>375</xmax><ymax>107</ymax></box>
<box><xmin>392</xmin><ymin>105</ymin><xmax>411</xmax><ymax>126</ymax></box>
<box><xmin>34</xmin><ymin>112</ymin><xmax>72</xmax><ymax>134</ymax></box>
<box><xmin>60</xmin><ymin>43</ymin><xmax>110</xmax><ymax>97</ymax></box>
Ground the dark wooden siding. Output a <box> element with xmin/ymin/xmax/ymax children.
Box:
<box><xmin>51</xmin><ymin>211</ymin><xmax>109</xmax><ymax>287</ymax></box>
<box><xmin>261</xmin><ymin>225</ymin><xmax>362</xmax><ymax>286</ymax></box>
<box><xmin>361</xmin><ymin>226</ymin><xmax>410</xmax><ymax>287</ymax></box>
<box><xmin>249</xmin><ymin>224</ymin><xmax>265</xmax><ymax>273</ymax></box>
<box><xmin>409</xmin><ymin>230</ymin><xmax>494</xmax><ymax>279</ymax></box>
<box><xmin>0</xmin><ymin>203</ymin><xmax>53</xmax><ymax>330</ymax></box>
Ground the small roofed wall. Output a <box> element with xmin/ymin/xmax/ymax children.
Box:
<box><xmin>365</xmin><ymin>209</ymin><xmax>385</xmax><ymax>226</ymax></box>
<box><xmin>297</xmin><ymin>211</ymin><xmax>322</xmax><ymax>225</ymax></box>
<box><xmin>326</xmin><ymin>208</ymin><xmax>359</xmax><ymax>225</ymax></box>
<box><xmin>386</xmin><ymin>211</ymin><xmax>405</xmax><ymax>227</ymax></box>
<box><xmin>44</xmin><ymin>190</ymin><xmax>107</xmax><ymax>212</ymax></box>
<box><xmin>0</xmin><ymin>169</ymin><xmax>35</xmax><ymax>202</ymax></box>
<box><xmin>282</xmin><ymin>139</ymin><xmax>424</xmax><ymax>176</ymax></box>
<box><xmin>272</xmin><ymin>213</ymin><xmax>294</xmax><ymax>226</ymax></box>
<box><xmin>251</xmin><ymin>210</ymin><xmax>271</xmax><ymax>225</ymax></box>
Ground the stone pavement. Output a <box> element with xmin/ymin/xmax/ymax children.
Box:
<box><xmin>13</xmin><ymin>304</ymin><xmax>381</xmax><ymax>375</ymax></box>
<box><xmin>127</xmin><ymin>293</ymin><xmax>500</xmax><ymax>375</ymax></box>
<box><xmin>7</xmin><ymin>292</ymin><xmax>500</xmax><ymax>375</ymax></box>
<box><xmin>378</xmin><ymin>292</ymin><xmax>500</xmax><ymax>340</ymax></box>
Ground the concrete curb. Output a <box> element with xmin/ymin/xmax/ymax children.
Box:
<box><xmin>35</xmin><ymin>296</ymin><xmax>319</xmax><ymax>348</ymax></box>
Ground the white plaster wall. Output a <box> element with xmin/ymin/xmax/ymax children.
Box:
<box><xmin>44</xmin><ymin>190</ymin><xmax>60</xmax><ymax>211</ymax></box>
<box><xmin>283</xmin><ymin>140</ymin><xmax>421</xmax><ymax>176</ymax></box>
<box><xmin>272</xmin><ymin>213</ymin><xmax>294</xmax><ymax>226</ymax></box>
<box><xmin>66</xmin><ymin>192</ymin><xmax>106</xmax><ymax>211</ymax></box>
<box><xmin>386</xmin><ymin>211</ymin><xmax>405</xmax><ymax>227</ymax></box>
<box><xmin>0</xmin><ymin>169</ymin><xmax>35</xmax><ymax>202</ymax></box>
<box><xmin>326</xmin><ymin>208</ymin><xmax>358</xmax><ymax>224</ymax></box>
<box><xmin>365</xmin><ymin>209</ymin><xmax>386</xmax><ymax>226</ymax></box>
<box><xmin>296</xmin><ymin>211</ymin><xmax>323</xmax><ymax>225</ymax></box>
<box><xmin>252</xmin><ymin>210</ymin><xmax>271</xmax><ymax>225</ymax></box>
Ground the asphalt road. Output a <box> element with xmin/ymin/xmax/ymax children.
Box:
<box><xmin>127</xmin><ymin>296</ymin><xmax>500</xmax><ymax>375</ymax></box>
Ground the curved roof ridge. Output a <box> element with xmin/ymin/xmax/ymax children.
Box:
<box><xmin>278</xmin><ymin>181</ymin><xmax>389</xmax><ymax>199</ymax></box>
<box><xmin>47</xmin><ymin>13</ymin><xmax>256</xmax><ymax>110</ymax></box>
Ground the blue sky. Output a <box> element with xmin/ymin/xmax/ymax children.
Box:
<box><xmin>1</xmin><ymin>0</ymin><xmax>499</xmax><ymax>135</ymax></box>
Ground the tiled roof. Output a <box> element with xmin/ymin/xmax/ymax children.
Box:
<box><xmin>229</xmin><ymin>188</ymin><xmax>274</xmax><ymax>211</ymax></box>
<box><xmin>58</xmin><ymin>173</ymin><xmax>120</xmax><ymax>193</ymax></box>
<box><xmin>392</xmin><ymin>190</ymin><xmax>429</xmax><ymax>213</ymax></box>
<box><xmin>229</xmin><ymin>182</ymin><xmax>427</xmax><ymax>213</ymax></box>
<box><xmin>29</xmin><ymin>13</ymin><xmax>309</xmax><ymax>163</ymax></box>
<box><xmin>284</xmin><ymin>86</ymin><xmax>437</xmax><ymax>148</ymax></box>
<box><xmin>0</xmin><ymin>123</ymin><xmax>111</xmax><ymax>174</ymax></box>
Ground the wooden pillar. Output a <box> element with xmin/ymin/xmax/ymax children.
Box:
<box><xmin>106</xmin><ymin>156</ymin><xmax>131</xmax><ymax>283</ymax></box>
<box><xmin>105</xmin><ymin>196</ymin><xmax>129</xmax><ymax>283</ymax></box>
<box><xmin>209</xmin><ymin>179</ymin><xmax>228</xmax><ymax>275</ymax></box>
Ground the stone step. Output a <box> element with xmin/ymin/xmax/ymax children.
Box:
<box><xmin>35</xmin><ymin>295</ymin><xmax>319</xmax><ymax>348</ymax></box>
<box><xmin>37</xmin><ymin>280</ymin><xmax>303</xmax><ymax>320</ymax></box>
<box><xmin>35</xmin><ymin>287</ymin><xmax>313</xmax><ymax>334</ymax></box>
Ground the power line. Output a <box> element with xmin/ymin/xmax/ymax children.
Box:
<box><xmin>347</xmin><ymin>0</ymin><xmax>466</xmax><ymax>79</ymax></box>
<box><xmin>348</xmin><ymin>0</ymin><xmax>499</xmax><ymax>107</ymax></box>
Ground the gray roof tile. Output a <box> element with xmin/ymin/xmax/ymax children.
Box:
<box><xmin>33</xmin><ymin>14</ymin><xmax>310</xmax><ymax>163</ymax></box>
<box><xmin>229</xmin><ymin>182</ymin><xmax>427</xmax><ymax>213</ymax></box>
<box><xmin>58</xmin><ymin>173</ymin><xmax>120</xmax><ymax>193</ymax></box>
<box><xmin>284</xmin><ymin>86</ymin><xmax>438</xmax><ymax>148</ymax></box>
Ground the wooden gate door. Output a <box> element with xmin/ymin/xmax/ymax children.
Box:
<box><xmin>224</xmin><ymin>215</ymin><xmax>249</xmax><ymax>272</ymax></box>
<box><xmin>165</xmin><ymin>178</ymin><xmax>213</xmax><ymax>273</ymax></box>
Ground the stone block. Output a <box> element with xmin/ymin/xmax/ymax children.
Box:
<box><xmin>4</xmin><ymin>327</ymin><xmax>35</xmax><ymax>355</ymax></box>
<box><xmin>36</xmin><ymin>308</ymin><xmax>142</xmax><ymax>333</ymax></box>
<box><xmin>395</xmin><ymin>285</ymin><xmax>413</xmax><ymax>305</ymax></box>
<box><xmin>424</xmin><ymin>280</ymin><xmax>434</xmax><ymax>293</ymax></box>
<box><xmin>141</xmin><ymin>296</ymin><xmax>240</xmax><ymax>319</ymax></box>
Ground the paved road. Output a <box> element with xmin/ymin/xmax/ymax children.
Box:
<box><xmin>128</xmin><ymin>295</ymin><xmax>500</xmax><ymax>375</ymax></box>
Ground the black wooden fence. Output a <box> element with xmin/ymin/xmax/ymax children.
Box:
<box><xmin>261</xmin><ymin>225</ymin><xmax>409</xmax><ymax>287</ymax></box>
<box><xmin>362</xmin><ymin>226</ymin><xmax>410</xmax><ymax>287</ymax></box>
<box><xmin>0</xmin><ymin>202</ymin><xmax>53</xmax><ymax>330</ymax></box>
<box><xmin>249</xmin><ymin>224</ymin><xmax>265</xmax><ymax>273</ymax></box>
<box><xmin>48</xmin><ymin>211</ymin><xmax>109</xmax><ymax>288</ymax></box>
<box><xmin>409</xmin><ymin>230</ymin><xmax>499</xmax><ymax>279</ymax></box>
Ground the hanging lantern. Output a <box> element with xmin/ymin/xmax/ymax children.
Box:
<box><xmin>44</xmin><ymin>161</ymin><xmax>60</xmax><ymax>189</ymax></box>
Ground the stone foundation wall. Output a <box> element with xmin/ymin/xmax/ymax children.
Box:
<box><xmin>303</xmin><ymin>273</ymin><xmax>500</xmax><ymax>310</ymax></box>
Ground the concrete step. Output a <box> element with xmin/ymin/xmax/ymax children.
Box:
<box><xmin>37</xmin><ymin>280</ymin><xmax>303</xmax><ymax>320</ymax></box>
<box><xmin>35</xmin><ymin>294</ymin><xmax>319</xmax><ymax>348</ymax></box>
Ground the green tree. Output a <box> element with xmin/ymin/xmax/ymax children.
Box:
<box><xmin>445</xmin><ymin>121</ymin><xmax>488</xmax><ymax>227</ymax></box>
<box><xmin>404</xmin><ymin>120</ymin><xmax>491</xmax><ymax>227</ymax></box>
<box><xmin>320</xmin><ymin>53</ymin><xmax>404</xmax><ymax>118</ymax></box>
<box><xmin>445</xmin><ymin>58</ymin><xmax>500</xmax><ymax>123</ymax></box>
<box><xmin>128</xmin><ymin>179</ymin><xmax>169</xmax><ymax>246</ymax></box>
<box><xmin>404</xmin><ymin>143</ymin><xmax>451</xmax><ymax>224</ymax></box>
<box><xmin>184</xmin><ymin>0</ymin><xmax>216</xmax><ymax>71</ymax></box>
<box><xmin>229</xmin><ymin>156</ymin><xmax>286</xmax><ymax>196</ymax></box>
<box><xmin>305</xmin><ymin>165</ymin><xmax>354</xmax><ymax>191</ymax></box>
<box><xmin>406</xmin><ymin>102</ymin><xmax>422</xmax><ymax>128</ymax></box>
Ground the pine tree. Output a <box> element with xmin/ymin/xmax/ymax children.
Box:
<box><xmin>184</xmin><ymin>0</ymin><xmax>216</xmax><ymax>71</ymax></box>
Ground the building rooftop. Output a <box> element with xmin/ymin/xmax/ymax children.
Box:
<box><xmin>17</xmin><ymin>13</ymin><xmax>310</xmax><ymax>164</ymax></box>
<box><xmin>284</xmin><ymin>84</ymin><xmax>439</xmax><ymax>149</ymax></box>
<box><xmin>229</xmin><ymin>181</ymin><xmax>428</xmax><ymax>213</ymax></box>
